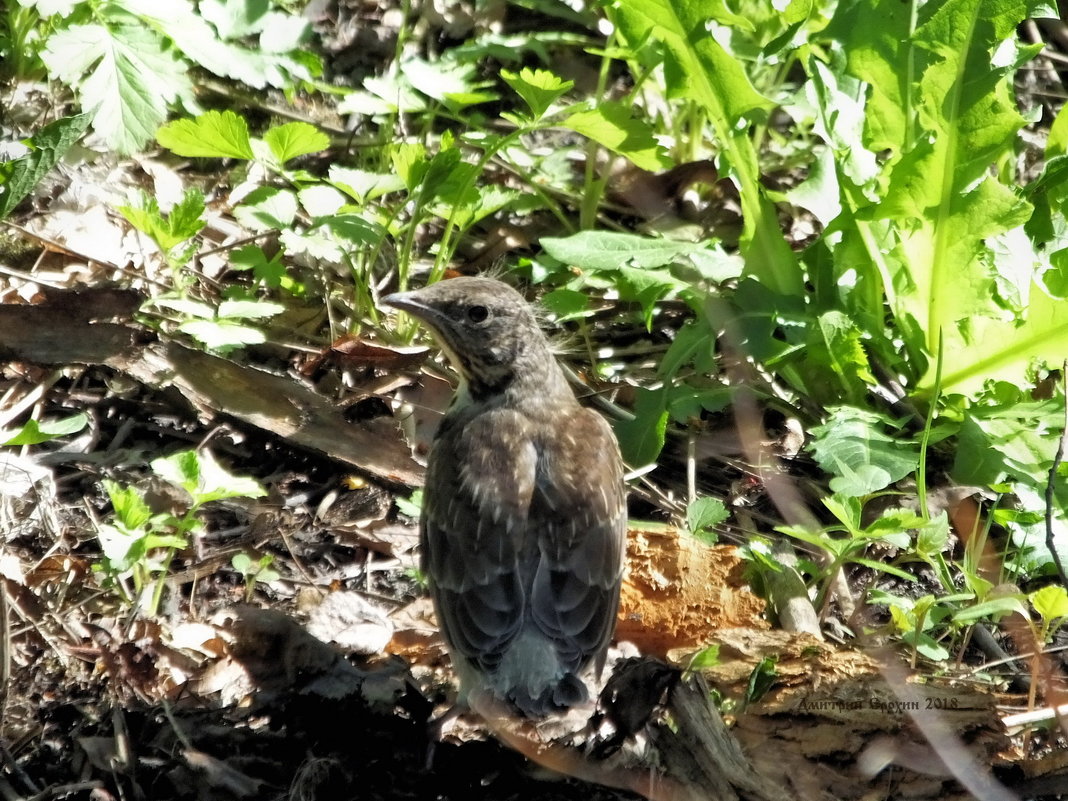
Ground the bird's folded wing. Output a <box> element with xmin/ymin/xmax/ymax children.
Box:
<box><xmin>422</xmin><ymin>410</ymin><xmax>537</xmax><ymax>666</ymax></box>
<box><xmin>529</xmin><ymin>408</ymin><xmax>627</xmax><ymax>670</ymax></box>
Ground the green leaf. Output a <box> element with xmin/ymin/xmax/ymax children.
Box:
<box><xmin>229</xmin><ymin>245</ymin><xmax>287</xmax><ymax>289</ymax></box>
<box><xmin>745</xmin><ymin>656</ymin><xmax>777</xmax><ymax>703</ymax></box>
<box><xmin>178</xmin><ymin>319</ymin><xmax>268</xmax><ymax>350</ymax></box>
<box><xmin>403</xmin><ymin>57</ymin><xmax>496</xmax><ymax>109</ymax></box>
<box><xmin>824</xmin><ymin>0</ymin><xmax>1052</xmax><ymax>393</ymax></box>
<box><xmin>263</xmin><ymin>121</ymin><xmax>329</xmax><ymax>164</ymax></box>
<box><xmin>500</xmin><ymin>67</ymin><xmax>573</xmax><ymax>119</ymax></box>
<box><xmin>233</xmin><ymin>187</ymin><xmax>298</xmax><ymax>231</ymax></box>
<box><xmin>615</xmin><ymin>387</ymin><xmax>669</xmax><ymax>466</ymax></box>
<box><xmin>396</xmin><ymin>489</ymin><xmax>423</xmax><ymax>518</ymax></box>
<box><xmin>540</xmin><ymin>289</ymin><xmax>590</xmax><ymax>322</ymax></box>
<box><xmin>328</xmin><ymin>166</ymin><xmax>406</xmax><ymax>203</ymax></box>
<box><xmin>802</xmin><ymin>311</ymin><xmax>876</xmax><ymax>403</ymax></box>
<box><xmin>104</xmin><ymin>479</ymin><xmax>152</xmax><ymax>531</ymax></box>
<box><xmin>687</xmin><ymin>644</ymin><xmax>721</xmax><ymax>670</ymax></box>
<box><xmin>217</xmin><ymin>300</ymin><xmax>284</xmax><ymax>320</ymax></box>
<box><xmin>151</xmin><ymin>449</ymin><xmax>265</xmax><ymax>505</ymax></box>
<box><xmin>119</xmin><ymin>189</ymin><xmax>205</xmax><ymax>254</ymax></box>
<box><xmin>95</xmin><ymin>523</ymin><xmax>141</xmax><ymax>568</ymax></box>
<box><xmin>42</xmin><ymin>23</ymin><xmax>191</xmax><ymax>154</ymax></box>
<box><xmin>0</xmin><ymin>113</ymin><xmax>93</xmax><ymax>220</ymax></box>
<box><xmin>809</xmin><ymin>407</ymin><xmax>919</xmax><ymax>497</ymax></box>
<box><xmin>952</xmin><ymin>400</ymin><xmax>1061</xmax><ymax>486</ymax></box>
<box><xmin>953</xmin><ymin>596</ymin><xmax>1029</xmax><ymax>623</ymax></box>
<box><xmin>542</xmin><ymin>231</ymin><xmax>705</xmax><ymax>271</ymax></box>
<box><xmin>132</xmin><ymin>0</ymin><xmax>312</xmax><ymax>89</ymax></box>
<box><xmin>2</xmin><ymin>413</ymin><xmax>87</xmax><ymax>445</ymax></box>
<box><xmin>686</xmin><ymin>496</ymin><xmax>728</xmax><ymax>541</ymax></box>
<box><xmin>1030</xmin><ymin>584</ymin><xmax>1068</xmax><ymax>622</ymax></box>
<box><xmin>157</xmin><ymin>110</ymin><xmax>255</xmax><ymax>160</ymax></box>
<box><xmin>563</xmin><ymin>102</ymin><xmax>671</xmax><ymax>172</ymax></box>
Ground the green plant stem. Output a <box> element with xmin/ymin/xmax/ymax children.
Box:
<box><xmin>150</xmin><ymin>548</ymin><xmax>178</xmax><ymax>616</ymax></box>
<box><xmin>916</xmin><ymin>329</ymin><xmax>943</xmax><ymax>521</ymax></box>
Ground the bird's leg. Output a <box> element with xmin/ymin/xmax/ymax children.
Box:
<box><xmin>424</xmin><ymin>702</ymin><xmax>465</xmax><ymax>769</ymax></box>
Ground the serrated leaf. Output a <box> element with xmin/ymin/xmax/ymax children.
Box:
<box><xmin>217</xmin><ymin>300</ymin><xmax>284</xmax><ymax>320</ymax></box>
<box><xmin>0</xmin><ymin>113</ymin><xmax>92</xmax><ymax>220</ymax></box>
<box><xmin>42</xmin><ymin>22</ymin><xmax>190</xmax><ymax>154</ymax></box>
<box><xmin>178</xmin><ymin>319</ymin><xmax>267</xmax><ymax>349</ymax></box>
<box><xmin>104</xmin><ymin>479</ymin><xmax>153</xmax><ymax>530</ymax></box>
<box><xmin>157</xmin><ymin>110</ymin><xmax>254</xmax><ymax>159</ymax></box>
<box><xmin>500</xmin><ymin>67</ymin><xmax>573</xmax><ymax>119</ymax></box>
<box><xmin>540</xmin><ymin>289</ymin><xmax>590</xmax><ymax>322</ymax></box>
<box><xmin>263</xmin><ymin>122</ymin><xmax>329</xmax><ymax>164</ymax></box>
<box><xmin>233</xmin><ymin>187</ymin><xmax>298</xmax><ymax>231</ymax></box>
<box><xmin>686</xmin><ymin>496</ymin><xmax>728</xmax><ymax>537</ymax></box>
<box><xmin>328</xmin><ymin>166</ymin><xmax>405</xmax><ymax>202</ymax></box>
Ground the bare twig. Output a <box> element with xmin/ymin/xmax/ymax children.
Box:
<box><xmin>1044</xmin><ymin>362</ymin><xmax>1068</xmax><ymax>589</ymax></box>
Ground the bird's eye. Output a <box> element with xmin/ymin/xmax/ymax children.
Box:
<box><xmin>467</xmin><ymin>304</ymin><xmax>489</xmax><ymax>323</ymax></box>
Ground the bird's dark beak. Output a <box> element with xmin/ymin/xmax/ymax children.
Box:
<box><xmin>382</xmin><ymin>290</ymin><xmax>426</xmax><ymax>317</ymax></box>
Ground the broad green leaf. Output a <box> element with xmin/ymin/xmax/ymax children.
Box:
<box><xmin>298</xmin><ymin>185</ymin><xmax>347</xmax><ymax>217</ymax></box>
<box><xmin>199</xmin><ymin>0</ymin><xmax>269</xmax><ymax>39</ymax></box>
<box><xmin>501</xmin><ymin>67</ymin><xmax>572</xmax><ymax>119</ymax></box>
<box><xmin>233</xmin><ymin>187</ymin><xmax>298</xmax><ymax>231</ymax></box>
<box><xmin>615</xmin><ymin>387</ymin><xmax>669</xmax><ymax>466</ymax></box>
<box><xmin>96</xmin><ymin>523</ymin><xmax>141</xmax><ymax>567</ymax></box>
<box><xmin>540</xmin><ymin>289</ymin><xmax>590</xmax><ymax>322</ymax></box>
<box><xmin>403</xmin><ymin>57</ymin><xmax>496</xmax><ymax>109</ymax></box>
<box><xmin>328</xmin><ymin>166</ymin><xmax>405</xmax><ymax>202</ymax></box>
<box><xmin>178</xmin><ymin>319</ymin><xmax>268</xmax><ymax>350</ymax></box>
<box><xmin>953</xmin><ymin>596</ymin><xmax>1028</xmax><ymax>623</ymax></box>
<box><xmin>809</xmin><ymin>407</ymin><xmax>919</xmax><ymax>497</ymax></box>
<box><xmin>263</xmin><ymin>122</ymin><xmax>329</xmax><ymax>164</ymax></box>
<box><xmin>151</xmin><ymin>449</ymin><xmax>265</xmax><ymax>504</ymax></box>
<box><xmin>124</xmin><ymin>0</ymin><xmax>311</xmax><ymax>88</ymax></box>
<box><xmin>688</xmin><ymin>644</ymin><xmax>721</xmax><ymax>670</ymax></box>
<box><xmin>563</xmin><ymin>102</ymin><xmax>671</xmax><ymax>172</ymax></box>
<box><xmin>0</xmin><ymin>113</ymin><xmax>92</xmax><ymax>220</ymax></box>
<box><xmin>686</xmin><ymin>496</ymin><xmax>728</xmax><ymax>543</ymax></box>
<box><xmin>542</xmin><ymin>231</ymin><xmax>705</xmax><ymax>271</ymax></box>
<box><xmin>396</xmin><ymin>489</ymin><xmax>423</xmax><ymax>518</ymax></box>
<box><xmin>952</xmin><ymin>400</ymin><xmax>1062</xmax><ymax>486</ymax></box>
<box><xmin>1030</xmin><ymin>584</ymin><xmax>1068</xmax><ymax>622</ymax></box>
<box><xmin>2</xmin><ymin>413</ymin><xmax>87</xmax><ymax>446</ymax></box>
<box><xmin>802</xmin><ymin>311</ymin><xmax>876</xmax><ymax>403</ymax></box>
<box><xmin>217</xmin><ymin>300</ymin><xmax>284</xmax><ymax>320</ymax></box>
<box><xmin>43</xmin><ymin>23</ymin><xmax>191</xmax><ymax>154</ymax></box>
<box><xmin>148</xmin><ymin>297</ymin><xmax>215</xmax><ymax>319</ymax></box>
<box><xmin>390</xmin><ymin>142</ymin><xmax>428</xmax><ymax>190</ymax></box>
<box><xmin>157</xmin><ymin>110</ymin><xmax>255</xmax><ymax>160</ymax></box>
<box><xmin>825</xmin><ymin>0</ymin><xmax>1053</xmax><ymax>393</ymax></box>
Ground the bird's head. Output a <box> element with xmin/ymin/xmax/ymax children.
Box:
<box><xmin>383</xmin><ymin>277</ymin><xmax>557</xmax><ymax>400</ymax></box>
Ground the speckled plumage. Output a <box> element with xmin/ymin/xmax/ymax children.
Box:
<box><xmin>383</xmin><ymin>277</ymin><xmax>626</xmax><ymax>715</ymax></box>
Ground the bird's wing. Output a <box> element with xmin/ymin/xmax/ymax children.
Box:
<box><xmin>422</xmin><ymin>410</ymin><xmax>536</xmax><ymax>671</ymax></box>
<box><xmin>529</xmin><ymin>407</ymin><xmax>626</xmax><ymax>674</ymax></box>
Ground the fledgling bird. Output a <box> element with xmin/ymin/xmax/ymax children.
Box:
<box><xmin>383</xmin><ymin>277</ymin><xmax>626</xmax><ymax>716</ymax></box>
